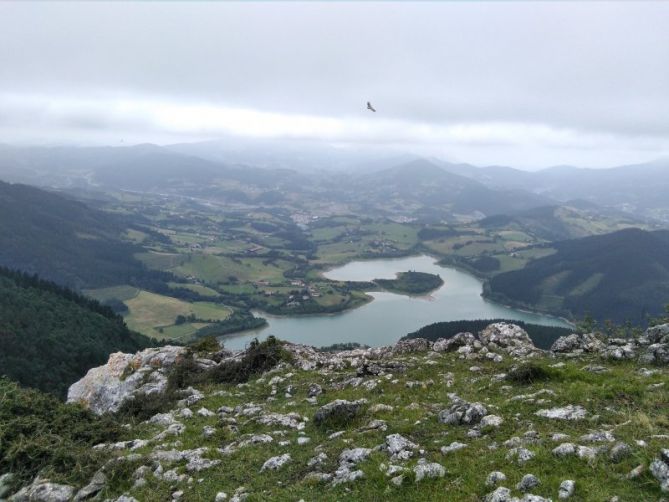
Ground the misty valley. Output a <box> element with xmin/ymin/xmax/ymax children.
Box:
<box><xmin>2</xmin><ymin>3</ymin><xmax>669</xmax><ymax>500</ymax></box>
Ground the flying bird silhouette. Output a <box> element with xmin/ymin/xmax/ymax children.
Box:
<box><xmin>366</xmin><ymin>101</ymin><xmax>376</xmax><ymax>113</ymax></box>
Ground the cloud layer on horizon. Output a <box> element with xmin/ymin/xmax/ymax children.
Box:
<box><xmin>0</xmin><ymin>2</ymin><xmax>667</xmax><ymax>169</ymax></box>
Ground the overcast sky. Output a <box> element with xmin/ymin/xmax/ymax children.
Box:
<box><xmin>0</xmin><ymin>1</ymin><xmax>668</xmax><ymax>169</ymax></box>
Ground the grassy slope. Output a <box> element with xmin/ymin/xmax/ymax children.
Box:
<box><xmin>96</xmin><ymin>351</ymin><xmax>668</xmax><ymax>501</ymax></box>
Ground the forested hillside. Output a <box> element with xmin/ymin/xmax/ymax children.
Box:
<box><xmin>0</xmin><ymin>267</ymin><xmax>157</xmax><ymax>397</ymax></box>
<box><xmin>487</xmin><ymin>228</ymin><xmax>669</xmax><ymax>323</ymax></box>
<box><xmin>0</xmin><ymin>181</ymin><xmax>169</xmax><ymax>289</ymax></box>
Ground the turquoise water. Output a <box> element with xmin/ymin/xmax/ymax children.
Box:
<box><xmin>221</xmin><ymin>255</ymin><xmax>571</xmax><ymax>350</ymax></box>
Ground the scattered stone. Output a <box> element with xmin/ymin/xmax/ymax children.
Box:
<box><xmin>307</xmin><ymin>383</ymin><xmax>323</xmax><ymax>397</ymax></box>
<box><xmin>197</xmin><ymin>407</ymin><xmax>215</xmax><ymax>417</ymax></box>
<box><xmin>385</xmin><ymin>433</ymin><xmax>418</xmax><ymax>460</ymax></box>
<box><xmin>481</xmin><ymin>415</ymin><xmax>504</xmax><ymax>428</ymax></box>
<box><xmin>576</xmin><ymin>446</ymin><xmax>598</xmax><ymax>460</ymax></box>
<box><xmin>413</xmin><ymin>459</ymin><xmax>446</xmax><ymax>482</ymax></box>
<box><xmin>506</xmin><ymin>447</ymin><xmax>535</xmax><ymax>464</ymax></box>
<box><xmin>558</xmin><ymin>479</ymin><xmax>575</xmax><ymax>499</ymax></box>
<box><xmin>441</xmin><ymin>442</ymin><xmax>467</xmax><ymax>454</ymax></box>
<box><xmin>339</xmin><ymin>448</ymin><xmax>371</xmax><ymax>467</ymax></box>
<box><xmin>516</xmin><ymin>473</ymin><xmax>539</xmax><ymax>492</ymax></box>
<box><xmin>552</xmin><ymin>443</ymin><xmax>576</xmax><ymax>457</ymax></box>
<box><xmin>438</xmin><ymin>394</ymin><xmax>487</xmax><ymax>425</ymax></box>
<box><xmin>486</xmin><ymin>471</ymin><xmax>507</xmax><ymax>487</ymax></box>
<box><xmin>215</xmin><ymin>493</ymin><xmax>228</xmax><ymax>501</ymax></box>
<box><xmin>535</xmin><ymin>405</ymin><xmax>587</xmax><ymax>420</ymax></box>
<box><xmin>256</xmin><ymin>412</ymin><xmax>305</xmax><ymax>430</ymax></box>
<box><xmin>580</xmin><ymin>430</ymin><xmax>615</xmax><ymax>443</ymax></box>
<box><xmin>369</xmin><ymin>403</ymin><xmax>394</xmax><ymax>414</ymax></box>
<box><xmin>202</xmin><ymin>426</ymin><xmax>217</xmax><ymax>438</ymax></box>
<box><xmin>307</xmin><ymin>452</ymin><xmax>328</xmax><ymax>467</ymax></box>
<box><xmin>485</xmin><ymin>486</ymin><xmax>512</xmax><ymax>502</ymax></box>
<box><xmin>313</xmin><ymin>399</ymin><xmax>367</xmax><ymax>426</ymax></box>
<box><xmin>650</xmin><ymin>449</ymin><xmax>669</xmax><ymax>492</ymax></box>
<box><xmin>261</xmin><ymin>454</ymin><xmax>291</xmax><ymax>472</ymax></box>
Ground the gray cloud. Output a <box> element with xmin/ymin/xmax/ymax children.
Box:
<box><xmin>0</xmin><ymin>1</ymin><xmax>667</xmax><ymax>168</ymax></box>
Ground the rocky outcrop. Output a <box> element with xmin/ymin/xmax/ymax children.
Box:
<box><xmin>551</xmin><ymin>324</ymin><xmax>669</xmax><ymax>366</ymax></box>
<box><xmin>314</xmin><ymin>399</ymin><xmax>367</xmax><ymax>426</ymax></box>
<box><xmin>8</xmin><ymin>477</ymin><xmax>74</xmax><ymax>502</ymax></box>
<box><xmin>479</xmin><ymin>323</ymin><xmax>541</xmax><ymax>358</ymax></box>
<box><xmin>438</xmin><ymin>394</ymin><xmax>488</xmax><ymax>426</ymax></box>
<box><xmin>550</xmin><ymin>333</ymin><xmax>605</xmax><ymax>354</ymax></box>
<box><xmin>67</xmin><ymin>346</ymin><xmax>190</xmax><ymax>414</ymax></box>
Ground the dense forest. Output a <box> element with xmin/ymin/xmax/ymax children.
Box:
<box><xmin>403</xmin><ymin>318</ymin><xmax>573</xmax><ymax>349</ymax></box>
<box><xmin>0</xmin><ymin>181</ymin><xmax>170</xmax><ymax>289</ymax></box>
<box><xmin>0</xmin><ymin>267</ymin><xmax>157</xmax><ymax>397</ymax></box>
<box><xmin>487</xmin><ymin>228</ymin><xmax>669</xmax><ymax>323</ymax></box>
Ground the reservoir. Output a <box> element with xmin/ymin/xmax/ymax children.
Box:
<box><xmin>222</xmin><ymin>255</ymin><xmax>571</xmax><ymax>350</ymax></box>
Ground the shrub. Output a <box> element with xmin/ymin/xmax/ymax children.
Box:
<box><xmin>118</xmin><ymin>337</ymin><xmax>289</xmax><ymax>420</ymax></box>
<box><xmin>505</xmin><ymin>363</ymin><xmax>553</xmax><ymax>385</ymax></box>
<box><xmin>0</xmin><ymin>378</ymin><xmax>122</xmax><ymax>492</ymax></box>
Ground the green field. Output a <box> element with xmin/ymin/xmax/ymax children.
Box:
<box><xmin>123</xmin><ymin>290</ymin><xmax>232</xmax><ymax>340</ymax></box>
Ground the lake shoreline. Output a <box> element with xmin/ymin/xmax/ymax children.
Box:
<box><xmin>220</xmin><ymin>254</ymin><xmax>573</xmax><ymax>350</ymax></box>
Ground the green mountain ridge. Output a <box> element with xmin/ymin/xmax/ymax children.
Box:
<box><xmin>0</xmin><ymin>180</ymin><xmax>169</xmax><ymax>289</ymax></box>
<box><xmin>487</xmin><ymin>228</ymin><xmax>669</xmax><ymax>323</ymax></box>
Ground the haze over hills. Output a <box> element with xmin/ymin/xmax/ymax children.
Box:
<box><xmin>438</xmin><ymin>158</ymin><xmax>669</xmax><ymax>222</ymax></box>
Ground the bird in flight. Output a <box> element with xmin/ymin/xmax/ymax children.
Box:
<box><xmin>366</xmin><ymin>101</ymin><xmax>376</xmax><ymax>113</ymax></box>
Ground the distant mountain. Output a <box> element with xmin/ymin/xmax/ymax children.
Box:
<box><xmin>0</xmin><ymin>144</ymin><xmax>302</xmax><ymax>192</ymax></box>
<box><xmin>0</xmin><ymin>181</ymin><xmax>167</xmax><ymax>289</ymax></box>
<box><xmin>0</xmin><ymin>267</ymin><xmax>156</xmax><ymax>397</ymax></box>
<box><xmin>167</xmin><ymin>137</ymin><xmax>414</xmax><ymax>173</ymax></box>
<box><xmin>439</xmin><ymin>158</ymin><xmax>669</xmax><ymax>222</ymax></box>
<box><xmin>478</xmin><ymin>204</ymin><xmax>651</xmax><ymax>242</ymax></box>
<box><xmin>487</xmin><ymin>228</ymin><xmax>669</xmax><ymax>323</ymax></box>
<box><xmin>351</xmin><ymin>159</ymin><xmax>553</xmax><ymax>221</ymax></box>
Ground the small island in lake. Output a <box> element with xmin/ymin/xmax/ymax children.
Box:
<box><xmin>374</xmin><ymin>270</ymin><xmax>444</xmax><ymax>295</ymax></box>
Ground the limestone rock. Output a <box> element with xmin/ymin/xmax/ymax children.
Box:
<box><xmin>479</xmin><ymin>323</ymin><xmax>540</xmax><ymax>358</ymax></box>
<box><xmin>9</xmin><ymin>477</ymin><xmax>74</xmax><ymax>502</ymax></box>
<box><xmin>313</xmin><ymin>399</ymin><xmax>367</xmax><ymax>426</ymax></box>
<box><xmin>260</xmin><ymin>454</ymin><xmax>291</xmax><ymax>472</ymax></box>
<box><xmin>535</xmin><ymin>405</ymin><xmax>586</xmax><ymax>420</ymax></box>
<box><xmin>551</xmin><ymin>333</ymin><xmax>604</xmax><ymax>354</ymax></box>
<box><xmin>67</xmin><ymin>346</ymin><xmax>189</xmax><ymax>414</ymax></box>
<box><xmin>559</xmin><ymin>480</ymin><xmax>575</xmax><ymax>499</ymax></box>
<box><xmin>650</xmin><ymin>449</ymin><xmax>669</xmax><ymax>492</ymax></box>
<box><xmin>438</xmin><ymin>394</ymin><xmax>487</xmax><ymax>425</ymax></box>
<box><xmin>413</xmin><ymin>459</ymin><xmax>445</xmax><ymax>482</ymax></box>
